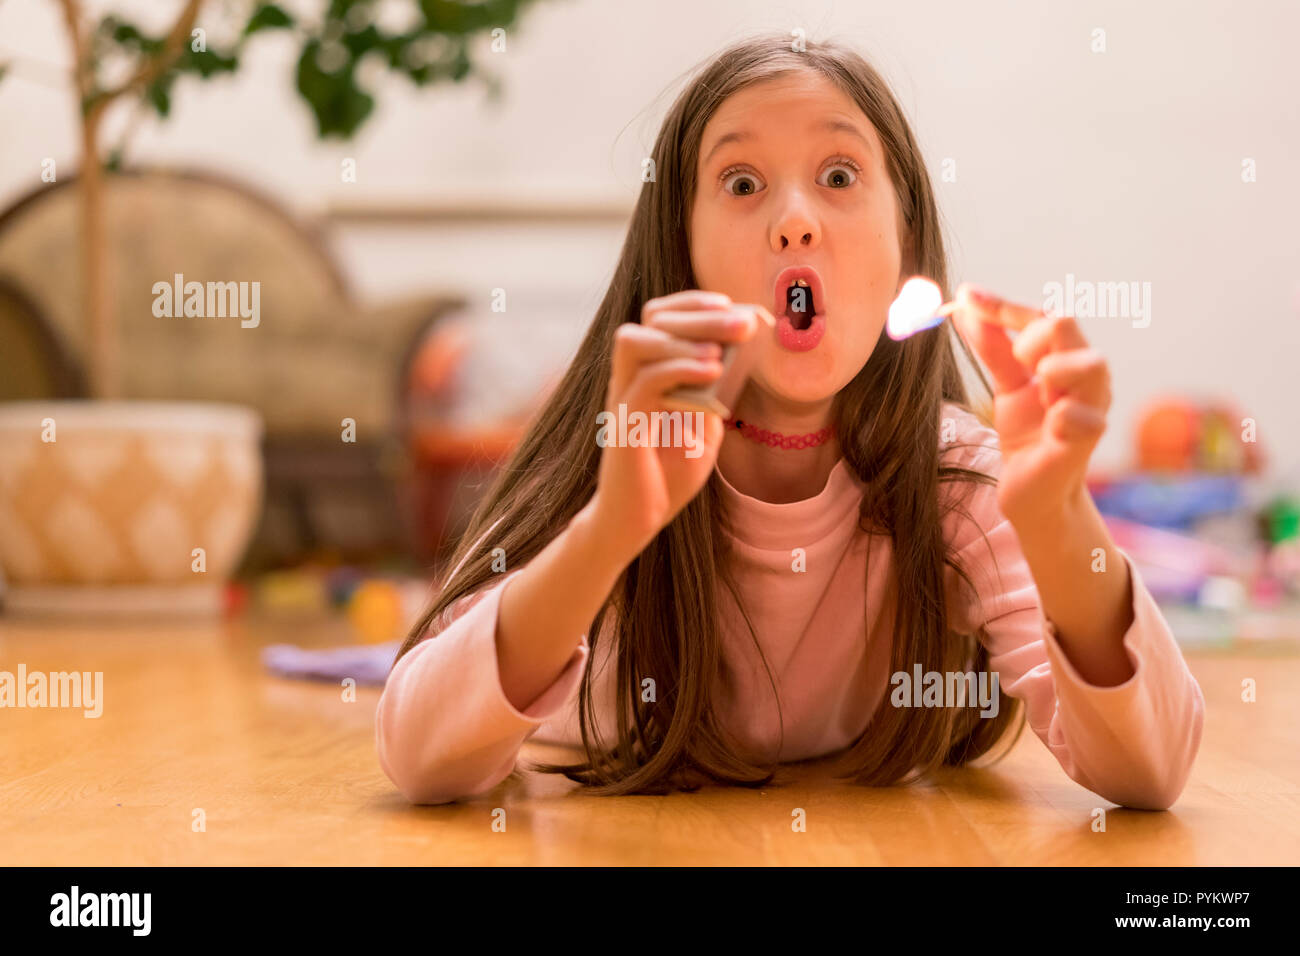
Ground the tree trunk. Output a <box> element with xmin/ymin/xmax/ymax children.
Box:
<box><xmin>78</xmin><ymin>105</ymin><xmax>118</xmax><ymax>400</ymax></box>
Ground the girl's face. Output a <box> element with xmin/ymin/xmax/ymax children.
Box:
<box><xmin>689</xmin><ymin>71</ymin><xmax>906</xmax><ymax>409</ymax></box>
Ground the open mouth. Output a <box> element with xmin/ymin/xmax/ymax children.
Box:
<box><xmin>785</xmin><ymin>278</ymin><xmax>817</xmax><ymax>330</ymax></box>
<box><xmin>771</xmin><ymin>266</ymin><xmax>827</xmax><ymax>352</ymax></box>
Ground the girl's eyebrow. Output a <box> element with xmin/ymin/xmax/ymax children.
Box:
<box><xmin>702</xmin><ymin>117</ymin><xmax>873</xmax><ymax>166</ymax></box>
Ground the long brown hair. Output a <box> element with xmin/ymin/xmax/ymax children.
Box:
<box><xmin>394</xmin><ymin>32</ymin><xmax>1026</xmax><ymax>795</ymax></box>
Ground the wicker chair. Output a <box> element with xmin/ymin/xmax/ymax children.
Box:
<box><xmin>0</xmin><ymin>168</ymin><xmax>463</xmax><ymax>570</ymax></box>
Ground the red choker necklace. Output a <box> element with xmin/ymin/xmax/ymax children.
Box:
<box><xmin>723</xmin><ymin>417</ymin><xmax>835</xmax><ymax>450</ymax></box>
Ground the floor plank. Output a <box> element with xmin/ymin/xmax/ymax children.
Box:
<box><xmin>1</xmin><ymin>613</ymin><xmax>1296</xmax><ymax>865</ymax></box>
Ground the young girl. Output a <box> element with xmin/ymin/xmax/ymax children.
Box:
<box><xmin>376</xmin><ymin>33</ymin><xmax>1205</xmax><ymax>809</ymax></box>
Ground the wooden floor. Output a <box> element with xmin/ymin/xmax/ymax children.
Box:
<box><xmin>1</xmin><ymin>610</ymin><xmax>1297</xmax><ymax>866</ymax></box>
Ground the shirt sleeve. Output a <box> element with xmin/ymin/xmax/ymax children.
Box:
<box><xmin>944</xmin><ymin>434</ymin><xmax>1206</xmax><ymax>811</ymax></box>
<box><xmin>375</xmin><ymin>568</ymin><xmax>590</xmax><ymax>805</ymax></box>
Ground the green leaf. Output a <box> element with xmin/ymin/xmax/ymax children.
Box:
<box><xmin>342</xmin><ymin>25</ymin><xmax>382</xmax><ymax>59</ymax></box>
<box><xmin>449</xmin><ymin>42</ymin><xmax>471</xmax><ymax>82</ymax></box>
<box><xmin>101</xmin><ymin>15</ymin><xmax>164</xmax><ymax>55</ymax></box>
<box><xmin>295</xmin><ymin>40</ymin><xmax>374</xmax><ymax>138</ymax></box>
<box><xmin>107</xmin><ymin>18</ymin><xmax>146</xmax><ymax>47</ymax></box>
<box><xmin>381</xmin><ymin>34</ymin><xmax>415</xmax><ymax>71</ymax></box>
<box><xmin>419</xmin><ymin>0</ymin><xmax>475</xmax><ymax>33</ymax></box>
<box><xmin>182</xmin><ymin>47</ymin><xmax>240</xmax><ymax>79</ymax></box>
<box><xmin>245</xmin><ymin>3</ymin><xmax>294</xmax><ymax>36</ymax></box>
<box><xmin>145</xmin><ymin>76</ymin><xmax>172</xmax><ymax>117</ymax></box>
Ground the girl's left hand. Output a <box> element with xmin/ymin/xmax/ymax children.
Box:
<box><xmin>949</xmin><ymin>283</ymin><xmax>1111</xmax><ymax>525</ymax></box>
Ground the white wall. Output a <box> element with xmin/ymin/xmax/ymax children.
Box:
<box><xmin>3</xmin><ymin>0</ymin><xmax>1298</xmax><ymax>476</ymax></box>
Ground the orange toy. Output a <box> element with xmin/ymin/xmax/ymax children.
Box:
<box><xmin>1136</xmin><ymin>397</ymin><xmax>1264</xmax><ymax>474</ymax></box>
<box><xmin>346</xmin><ymin>580</ymin><xmax>404</xmax><ymax>644</ymax></box>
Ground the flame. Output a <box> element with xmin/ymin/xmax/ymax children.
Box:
<box><xmin>887</xmin><ymin>277</ymin><xmax>944</xmax><ymax>340</ymax></box>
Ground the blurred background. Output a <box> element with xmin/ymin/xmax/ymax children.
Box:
<box><xmin>1</xmin><ymin>0</ymin><xmax>1298</xmax><ymax>660</ymax></box>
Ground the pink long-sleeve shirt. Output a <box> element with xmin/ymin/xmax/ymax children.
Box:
<box><xmin>376</xmin><ymin>403</ymin><xmax>1205</xmax><ymax>809</ymax></box>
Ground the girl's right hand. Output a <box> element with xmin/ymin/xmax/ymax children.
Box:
<box><xmin>586</xmin><ymin>290</ymin><xmax>758</xmax><ymax>564</ymax></box>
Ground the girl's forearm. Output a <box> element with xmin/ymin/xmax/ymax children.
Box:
<box><xmin>494</xmin><ymin>500</ymin><xmax>632</xmax><ymax>713</ymax></box>
<box><xmin>1009</xmin><ymin>490</ymin><xmax>1136</xmax><ymax>687</ymax></box>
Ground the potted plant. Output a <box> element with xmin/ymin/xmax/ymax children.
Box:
<box><xmin>0</xmin><ymin>0</ymin><xmax>539</xmax><ymax>614</ymax></box>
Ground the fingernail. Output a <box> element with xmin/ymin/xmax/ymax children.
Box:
<box><xmin>968</xmin><ymin>286</ymin><xmax>998</xmax><ymax>307</ymax></box>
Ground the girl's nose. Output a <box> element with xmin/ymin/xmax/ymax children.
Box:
<box><xmin>772</xmin><ymin>195</ymin><xmax>819</xmax><ymax>250</ymax></box>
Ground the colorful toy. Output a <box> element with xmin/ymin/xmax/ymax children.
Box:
<box><xmin>1264</xmin><ymin>497</ymin><xmax>1300</xmax><ymax>544</ymax></box>
<box><xmin>345</xmin><ymin>578</ymin><xmax>433</xmax><ymax>643</ymax></box>
<box><xmin>1090</xmin><ymin>473</ymin><xmax>1243</xmax><ymax>531</ymax></box>
<box><xmin>346</xmin><ymin>580</ymin><xmax>404</xmax><ymax>643</ymax></box>
<box><xmin>1102</xmin><ymin>514</ymin><xmax>1248</xmax><ymax>603</ymax></box>
<box><xmin>223</xmin><ymin>581</ymin><xmax>249</xmax><ymax>618</ymax></box>
<box><xmin>255</xmin><ymin>568</ymin><xmax>329</xmax><ymax>612</ymax></box>
<box><xmin>1136</xmin><ymin>396</ymin><xmax>1265</xmax><ymax>474</ymax></box>
<box><xmin>325</xmin><ymin>566</ymin><xmax>364</xmax><ymax>607</ymax></box>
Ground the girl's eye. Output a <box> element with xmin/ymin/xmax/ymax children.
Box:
<box><xmin>818</xmin><ymin>159</ymin><xmax>860</xmax><ymax>188</ymax></box>
<box><xmin>720</xmin><ymin>167</ymin><xmax>764</xmax><ymax>196</ymax></box>
<box><xmin>719</xmin><ymin>158</ymin><xmax>862</xmax><ymax>195</ymax></box>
